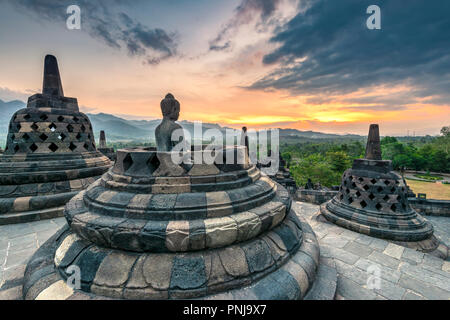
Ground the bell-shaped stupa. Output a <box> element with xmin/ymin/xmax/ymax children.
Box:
<box><xmin>22</xmin><ymin>94</ymin><xmax>331</xmax><ymax>300</ymax></box>
<box><xmin>320</xmin><ymin>124</ymin><xmax>448</xmax><ymax>259</ymax></box>
<box><xmin>0</xmin><ymin>55</ymin><xmax>111</xmax><ymax>225</ymax></box>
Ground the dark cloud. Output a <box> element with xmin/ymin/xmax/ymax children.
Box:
<box><xmin>209</xmin><ymin>0</ymin><xmax>283</xmax><ymax>51</ymax></box>
<box><xmin>249</xmin><ymin>0</ymin><xmax>450</xmax><ymax>104</ymax></box>
<box><xmin>9</xmin><ymin>0</ymin><xmax>177</xmax><ymax>64</ymax></box>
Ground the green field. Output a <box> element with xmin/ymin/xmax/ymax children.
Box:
<box><xmin>406</xmin><ymin>179</ymin><xmax>450</xmax><ymax>200</ymax></box>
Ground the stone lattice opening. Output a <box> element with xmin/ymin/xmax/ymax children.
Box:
<box><xmin>49</xmin><ymin>123</ymin><xmax>57</xmax><ymax>132</ymax></box>
<box><xmin>123</xmin><ymin>154</ymin><xmax>133</xmax><ymax>172</ymax></box>
<box><xmin>147</xmin><ymin>154</ymin><xmax>161</xmax><ymax>172</ymax></box>
<box><xmin>48</xmin><ymin>143</ymin><xmax>59</xmax><ymax>152</ymax></box>
<box><xmin>39</xmin><ymin>133</ymin><xmax>48</xmax><ymax>141</ymax></box>
<box><xmin>31</xmin><ymin>123</ymin><xmax>38</xmax><ymax>131</ymax></box>
<box><xmin>29</xmin><ymin>143</ymin><xmax>38</xmax><ymax>153</ymax></box>
<box><xmin>69</xmin><ymin>142</ymin><xmax>77</xmax><ymax>151</ymax></box>
<box><xmin>58</xmin><ymin>133</ymin><xmax>66</xmax><ymax>141</ymax></box>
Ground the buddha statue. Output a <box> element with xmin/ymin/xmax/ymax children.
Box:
<box><xmin>155</xmin><ymin>93</ymin><xmax>184</xmax><ymax>151</ymax></box>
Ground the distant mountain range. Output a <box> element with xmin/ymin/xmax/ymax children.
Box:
<box><xmin>0</xmin><ymin>98</ymin><xmax>364</xmax><ymax>147</ymax></box>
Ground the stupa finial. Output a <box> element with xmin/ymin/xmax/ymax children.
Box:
<box><xmin>42</xmin><ymin>54</ymin><xmax>64</xmax><ymax>96</ymax></box>
<box><xmin>364</xmin><ymin>124</ymin><xmax>382</xmax><ymax>160</ymax></box>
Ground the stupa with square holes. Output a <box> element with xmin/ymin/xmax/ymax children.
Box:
<box><xmin>320</xmin><ymin>124</ymin><xmax>448</xmax><ymax>259</ymax></box>
<box><xmin>22</xmin><ymin>93</ymin><xmax>335</xmax><ymax>300</ymax></box>
<box><xmin>0</xmin><ymin>55</ymin><xmax>111</xmax><ymax>225</ymax></box>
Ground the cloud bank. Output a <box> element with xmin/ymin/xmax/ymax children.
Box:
<box><xmin>10</xmin><ymin>0</ymin><xmax>178</xmax><ymax>64</ymax></box>
<box><xmin>249</xmin><ymin>0</ymin><xmax>450</xmax><ymax>108</ymax></box>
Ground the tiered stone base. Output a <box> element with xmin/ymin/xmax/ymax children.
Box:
<box><xmin>98</xmin><ymin>147</ymin><xmax>116</xmax><ymax>161</ymax></box>
<box><xmin>22</xmin><ymin>210</ymin><xmax>321</xmax><ymax>300</ymax></box>
<box><xmin>0</xmin><ymin>152</ymin><xmax>111</xmax><ymax>225</ymax></box>
<box><xmin>22</xmin><ymin>146</ymin><xmax>334</xmax><ymax>300</ymax></box>
<box><xmin>320</xmin><ymin>202</ymin><xmax>448</xmax><ymax>260</ymax></box>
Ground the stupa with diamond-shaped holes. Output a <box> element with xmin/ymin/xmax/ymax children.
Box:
<box><xmin>0</xmin><ymin>55</ymin><xmax>111</xmax><ymax>225</ymax></box>
<box><xmin>320</xmin><ymin>124</ymin><xmax>448</xmax><ymax>259</ymax></box>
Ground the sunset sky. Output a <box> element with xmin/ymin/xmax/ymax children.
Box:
<box><xmin>0</xmin><ymin>0</ymin><xmax>449</xmax><ymax>135</ymax></box>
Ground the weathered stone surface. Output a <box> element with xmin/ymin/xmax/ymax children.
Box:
<box><xmin>93</xmin><ymin>252</ymin><xmax>137</xmax><ymax>287</ymax></box>
<box><xmin>143</xmin><ymin>254</ymin><xmax>173</xmax><ymax>290</ymax></box>
<box><xmin>320</xmin><ymin>124</ymin><xmax>444</xmax><ymax>257</ymax></box>
<box><xmin>0</xmin><ymin>55</ymin><xmax>111</xmax><ymax>226</ymax></box>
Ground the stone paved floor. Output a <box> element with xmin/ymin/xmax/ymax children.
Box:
<box><xmin>293</xmin><ymin>201</ymin><xmax>450</xmax><ymax>300</ymax></box>
<box><xmin>0</xmin><ymin>203</ymin><xmax>449</xmax><ymax>300</ymax></box>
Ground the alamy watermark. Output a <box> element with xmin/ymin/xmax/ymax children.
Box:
<box><xmin>366</xmin><ymin>264</ymin><xmax>381</xmax><ymax>290</ymax></box>
<box><xmin>367</xmin><ymin>5</ymin><xmax>381</xmax><ymax>30</ymax></box>
<box><xmin>169</xmin><ymin>122</ymin><xmax>280</xmax><ymax>176</ymax></box>
<box><xmin>66</xmin><ymin>5</ymin><xmax>81</xmax><ymax>30</ymax></box>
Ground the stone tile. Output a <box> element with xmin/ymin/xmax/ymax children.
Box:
<box><xmin>368</xmin><ymin>238</ymin><xmax>388</xmax><ymax>252</ymax></box>
<box><xmin>321</xmin><ymin>235</ymin><xmax>349</xmax><ymax>249</ymax></box>
<box><xmin>368</xmin><ymin>251</ymin><xmax>401</xmax><ymax>270</ymax></box>
<box><xmin>383</xmin><ymin>243</ymin><xmax>404</xmax><ymax>260</ymax></box>
<box><xmin>403</xmin><ymin>290</ymin><xmax>426</xmax><ymax>300</ymax></box>
<box><xmin>336</xmin><ymin>275</ymin><xmax>378</xmax><ymax>300</ymax></box>
<box><xmin>0</xmin><ymin>239</ymin><xmax>8</xmax><ymax>251</ymax></box>
<box><xmin>4</xmin><ymin>249</ymin><xmax>35</xmax><ymax>269</ymax></box>
<box><xmin>329</xmin><ymin>247</ymin><xmax>360</xmax><ymax>265</ymax></box>
<box><xmin>443</xmin><ymin>261</ymin><xmax>450</xmax><ymax>273</ymax></box>
<box><xmin>354</xmin><ymin>234</ymin><xmax>373</xmax><ymax>246</ymax></box>
<box><xmin>399</xmin><ymin>262</ymin><xmax>450</xmax><ymax>292</ymax></box>
<box><xmin>343</xmin><ymin>241</ymin><xmax>374</xmax><ymax>258</ymax></box>
<box><xmin>399</xmin><ymin>274</ymin><xmax>450</xmax><ymax>300</ymax></box>
<box><xmin>334</xmin><ymin>259</ymin><xmax>368</xmax><ymax>285</ymax></box>
<box><xmin>354</xmin><ymin>258</ymin><xmax>401</xmax><ymax>284</ymax></box>
<box><xmin>401</xmin><ymin>248</ymin><xmax>424</xmax><ymax>264</ymax></box>
<box><xmin>374</xmin><ymin>278</ymin><xmax>406</xmax><ymax>300</ymax></box>
<box><xmin>339</xmin><ymin>229</ymin><xmax>359</xmax><ymax>241</ymax></box>
<box><xmin>422</xmin><ymin>254</ymin><xmax>444</xmax><ymax>270</ymax></box>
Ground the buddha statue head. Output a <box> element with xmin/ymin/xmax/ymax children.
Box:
<box><xmin>160</xmin><ymin>93</ymin><xmax>180</xmax><ymax>121</ymax></box>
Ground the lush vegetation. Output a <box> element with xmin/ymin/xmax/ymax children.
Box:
<box><xmin>281</xmin><ymin>140</ymin><xmax>364</xmax><ymax>188</ymax></box>
<box><xmin>413</xmin><ymin>174</ymin><xmax>443</xmax><ymax>181</ymax></box>
<box><xmin>281</xmin><ymin>126</ymin><xmax>450</xmax><ymax>188</ymax></box>
<box><xmin>380</xmin><ymin>126</ymin><xmax>450</xmax><ymax>172</ymax></box>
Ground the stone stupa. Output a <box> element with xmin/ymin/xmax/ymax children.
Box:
<box><xmin>22</xmin><ymin>94</ymin><xmax>330</xmax><ymax>300</ymax></box>
<box><xmin>97</xmin><ymin>130</ymin><xmax>116</xmax><ymax>161</ymax></box>
<box><xmin>320</xmin><ymin>124</ymin><xmax>448</xmax><ymax>259</ymax></box>
<box><xmin>270</xmin><ymin>154</ymin><xmax>297</xmax><ymax>195</ymax></box>
<box><xmin>0</xmin><ymin>55</ymin><xmax>111</xmax><ymax>225</ymax></box>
